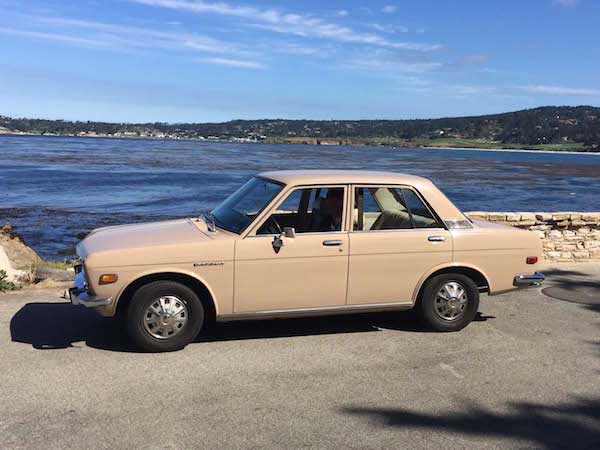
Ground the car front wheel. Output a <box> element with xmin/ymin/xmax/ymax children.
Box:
<box><xmin>418</xmin><ymin>273</ymin><xmax>479</xmax><ymax>332</ymax></box>
<box><xmin>126</xmin><ymin>281</ymin><xmax>205</xmax><ymax>352</ymax></box>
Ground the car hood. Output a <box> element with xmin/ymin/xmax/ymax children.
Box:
<box><xmin>77</xmin><ymin>218</ymin><xmax>211</xmax><ymax>263</ymax></box>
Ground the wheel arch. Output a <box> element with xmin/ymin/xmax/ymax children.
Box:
<box><xmin>412</xmin><ymin>264</ymin><xmax>490</xmax><ymax>304</ymax></box>
<box><xmin>115</xmin><ymin>270</ymin><xmax>218</xmax><ymax>322</ymax></box>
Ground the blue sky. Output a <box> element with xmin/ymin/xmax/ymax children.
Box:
<box><xmin>1</xmin><ymin>0</ymin><xmax>599</xmax><ymax>122</ymax></box>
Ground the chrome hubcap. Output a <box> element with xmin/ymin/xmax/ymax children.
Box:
<box><xmin>143</xmin><ymin>296</ymin><xmax>189</xmax><ymax>339</ymax></box>
<box><xmin>434</xmin><ymin>281</ymin><xmax>468</xmax><ymax>321</ymax></box>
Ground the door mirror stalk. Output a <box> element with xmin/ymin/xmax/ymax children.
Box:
<box><xmin>282</xmin><ymin>227</ymin><xmax>296</xmax><ymax>238</ymax></box>
<box><xmin>272</xmin><ymin>227</ymin><xmax>295</xmax><ymax>254</ymax></box>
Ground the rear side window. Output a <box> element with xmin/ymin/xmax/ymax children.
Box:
<box><xmin>354</xmin><ymin>186</ymin><xmax>441</xmax><ymax>231</ymax></box>
<box><xmin>354</xmin><ymin>187</ymin><xmax>412</xmax><ymax>231</ymax></box>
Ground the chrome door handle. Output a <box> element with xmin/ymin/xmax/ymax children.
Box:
<box><xmin>322</xmin><ymin>239</ymin><xmax>343</xmax><ymax>246</ymax></box>
<box><xmin>428</xmin><ymin>235</ymin><xmax>446</xmax><ymax>242</ymax></box>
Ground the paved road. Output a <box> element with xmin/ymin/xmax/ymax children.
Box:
<box><xmin>1</xmin><ymin>264</ymin><xmax>599</xmax><ymax>449</ymax></box>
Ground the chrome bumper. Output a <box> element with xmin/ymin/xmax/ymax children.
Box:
<box><xmin>69</xmin><ymin>270</ymin><xmax>112</xmax><ymax>307</ymax></box>
<box><xmin>513</xmin><ymin>272</ymin><xmax>545</xmax><ymax>287</ymax></box>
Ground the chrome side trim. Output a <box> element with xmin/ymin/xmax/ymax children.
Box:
<box><xmin>217</xmin><ymin>301</ymin><xmax>413</xmax><ymax>322</ymax></box>
<box><xmin>513</xmin><ymin>272</ymin><xmax>545</xmax><ymax>287</ymax></box>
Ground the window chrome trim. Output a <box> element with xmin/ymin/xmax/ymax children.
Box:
<box><xmin>350</xmin><ymin>227</ymin><xmax>448</xmax><ymax>234</ymax></box>
<box><xmin>246</xmin><ymin>230</ymin><xmax>349</xmax><ymax>238</ymax></box>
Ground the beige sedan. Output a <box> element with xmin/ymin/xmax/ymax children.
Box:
<box><xmin>70</xmin><ymin>170</ymin><xmax>544</xmax><ymax>352</ymax></box>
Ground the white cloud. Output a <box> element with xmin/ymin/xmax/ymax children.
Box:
<box><xmin>553</xmin><ymin>0</ymin><xmax>579</xmax><ymax>7</ymax></box>
<box><xmin>0</xmin><ymin>26</ymin><xmax>111</xmax><ymax>49</ymax></box>
<box><xmin>272</xmin><ymin>42</ymin><xmax>323</xmax><ymax>56</ymax></box>
<box><xmin>453</xmin><ymin>85</ymin><xmax>496</xmax><ymax>95</ymax></box>
<box><xmin>196</xmin><ymin>57</ymin><xmax>266</xmax><ymax>69</ymax></box>
<box><xmin>523</xmin><ymin>84</ymin><xmax>600</xmax><ymax>95</ymax></box>
<box><xmin>381</xmin><ymin>5</ymin><xmax>398</xmax><ymax>14</ymax></box>
<box><xmin>370</xmin><ymin>23</ymin><xmax>409</xmax><ymax>34</ymax></box>
<box><xmin>336</xmin><ymin>10</ymin><xmax>349</xmax><ymax>17</ymax></box>
<box><xmin>347</xmin><ymin>55</ymin><xmax>442</xmax><ymax>74</ymax></box>
<box><xmin>17</xmin><ymin>15</ymin><xmax>248</xmax><ymax>56</ymax></box>
<box><xmin>131</xmin><ymin>0</ymin><xmax>441</xmax><ymax>51</ymax></box>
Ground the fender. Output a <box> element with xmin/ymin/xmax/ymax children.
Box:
<box><xmin>411</xmin><ymin>262</ymin><xmax>492</xmax><ymax>303</ymax></box>
<box><xmin>111</xmin><ymin>266</ymin><xmax>220</xmax><ymax>317</ymax></box>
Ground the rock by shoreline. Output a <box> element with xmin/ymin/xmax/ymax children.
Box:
<box><xmin>0</xmin><ymin>224</ymin><xmax>72</xmax><ymax>288</ymax></box>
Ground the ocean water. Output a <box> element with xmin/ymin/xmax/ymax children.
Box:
<box><xmin>1</xmin><ymin>134</ymin><xmax>599</xmax><ymax>260</ymax></box>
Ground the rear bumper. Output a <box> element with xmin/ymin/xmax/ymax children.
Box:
<box><xmin>69</xmin><ymin>270</ymin><xmax>112</xmax><ymax>307</ymax></box>
<box><xmin>513</xmin><ymin>272</ymin><xmax>545</xmax><ymax>287</ymax></box>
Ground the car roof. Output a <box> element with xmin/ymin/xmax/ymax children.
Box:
<box><xmin>259</xmin><ymin>170</ymin><xmax>429</xmax><ymax>186</ymax></box>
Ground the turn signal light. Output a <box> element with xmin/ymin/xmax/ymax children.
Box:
<box><xmin>526</xmin><ymin>256</ymin><xmax>538</xmax><ymax>265</ymax></box>
<box><xmin>99</xmin><ymin>274</ymin><xmax>118</xmax><ymax>284</ymax></box>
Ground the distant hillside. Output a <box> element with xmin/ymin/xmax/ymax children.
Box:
<box><xmin>1</xmin><ymin>106</ymin><xmax>599</xmax><ymax>151</ymax></box>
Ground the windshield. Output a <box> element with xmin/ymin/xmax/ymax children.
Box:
<box><xmin>211</xmin><ymin>177</ymin><xmax>284</xmax><ymax>234</ymax></box>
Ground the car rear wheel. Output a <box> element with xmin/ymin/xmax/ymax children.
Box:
<box><xmin>418</xmin><ymin>274</ymin><xmax>479</xmax><ymax>332</ymax></box>
<box><xmin>126</xmin><ymin>281</ymin><xmax>205</xmax><ymax>352</ymax></box>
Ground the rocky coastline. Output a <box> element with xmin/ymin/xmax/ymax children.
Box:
<box><xmin>0</xmin><ymin>224</ymin><xmax>73</xmax><ymax>290</ymax></box>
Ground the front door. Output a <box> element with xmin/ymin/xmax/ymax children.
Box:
<box><xmin>348</xmin><ymin>185</ymin><xmax>452</xmax><ymax>305</ymax></box>
<box><xmin>234</xmin><ymin>186</ymin><xmax>349</xmax><ymax>313</ymax></box>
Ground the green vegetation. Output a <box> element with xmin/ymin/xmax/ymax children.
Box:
<box><xmin>1</xmin><ymin>105</ymin><xmax>599</xmax><ymax>151</ymax></box>
<box><xmin>16</xmin><ymin>260</ymin><xmax>72</xmax><ymax>271</ymax></box>
<box><xmin>0</xmin><ymin>270</ymin><xmax>19</xmax><ymax>292</ymax></box>
<box><xmin>407</xmin><ymin>137</ymin><xmax>589</xmax><ymax>151</ymax></box>
<box><xmin>38</xmin><ymin>260</ymin><xmax>72</xmax><ymax>270</ymax></box>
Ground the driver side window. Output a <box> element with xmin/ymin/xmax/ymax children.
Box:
<box><xmin>257</xmin><ymin>187</ymin><xmax>344</xmax><ymax>235</ymax></box>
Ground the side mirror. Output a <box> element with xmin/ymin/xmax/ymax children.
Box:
<box><xmin>283</xmin><ymin>227</ymin><xmax>296</xmax><ymax>238</ymax></box>
<box><xmin>272</xmin><ymin>227</ymin><xmax>295</xmax><ymax>254</ymax></box>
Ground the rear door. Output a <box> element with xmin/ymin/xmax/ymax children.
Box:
<box><xmin>347</xmin><ymin>185</ymin><xmax>452</xmax><ymax>305</ymax></box>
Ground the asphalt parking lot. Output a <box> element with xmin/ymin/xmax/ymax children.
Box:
<box><xmin>1</xmin><ymin>263</ymin><xmax>599</xmax><ymax>449</ymax></box>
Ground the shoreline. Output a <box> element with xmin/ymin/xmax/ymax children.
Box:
<box><xmin>1</xmin><ymin>131</ymin><xmax>599</xmax><ymax>154</ymax></box>
<box><xmin>419</xmin><ymin>145</ymin><xmax>600</xmax><ymax>156</ymax></box>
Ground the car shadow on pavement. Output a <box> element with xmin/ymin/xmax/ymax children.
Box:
<box><xmin>10</xmin><ymin>301</ymin><xmax>474</xmax><ymax>351</ymax></box>
<box><xmin>10</xmin><ymin>303</ymin><xmax>495</xmax><ymax>351</ymax></box>
<box><xmin>197</xmin><ymin>311</ymin><xmax>425</xmax><ymax>343</ymax></box>
<box><xmin>9</xmin><ymin>302</ymin><xmax>137</xmax><ymax>352</ymax></box>
<box><xmin>342</xmin><ymin>396</ymin><xmax>600</xmax><ymax>449</ymax></box>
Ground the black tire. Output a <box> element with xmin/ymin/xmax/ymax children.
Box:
<box><xmin>126</xmin><ymin>281</ymin><xmax>205</xmax><ymax>352</ymax></box>
<box><xmin>417</xmin><ymin>273</ymin><xmax>479</xmax><ymax>332</ymax></box>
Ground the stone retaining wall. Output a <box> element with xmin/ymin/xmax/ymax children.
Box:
<box><xmin>465</xmin><ymin>212</ymin><xmax>600</xmax><ymax>262</ymax></box>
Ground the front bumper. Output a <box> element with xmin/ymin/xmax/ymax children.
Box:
<box><xmin>69</xmin><ymin>269</ymin><xmax>112</xmax><ymax>307</ymax></box>
<box><xmin>513</xmin><ymin>272</ymin><xmax>545</xmax><ymax>287</ymax></box>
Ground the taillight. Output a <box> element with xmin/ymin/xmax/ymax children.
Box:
<box><xmin>526</xmin><ymin>256</ymin><xmax>538</xmax><ymax>264</ymax></box>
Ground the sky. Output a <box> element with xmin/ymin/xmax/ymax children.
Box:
<box><xmin>1</xmin><ymin>0</ymin><xmax>599</xmax><ymax>123</ymax></box>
